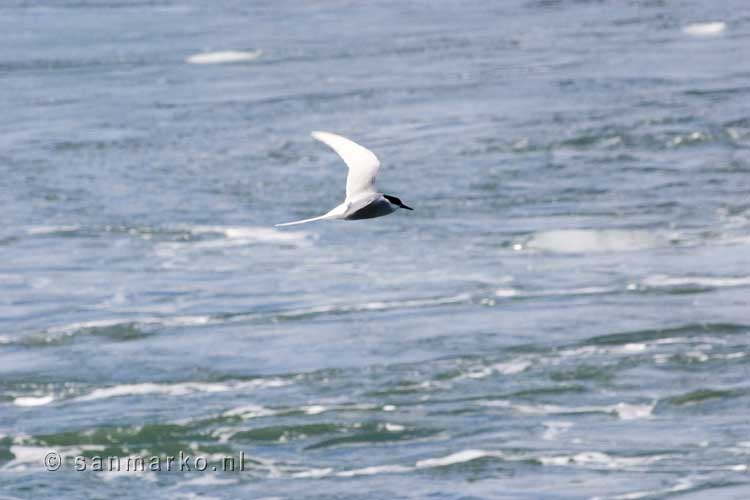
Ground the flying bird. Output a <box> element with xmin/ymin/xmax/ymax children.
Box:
<box><xmin>276</xmin><ymin>132</ymin><xmax>412</xmax><ymax>227</ymax></box>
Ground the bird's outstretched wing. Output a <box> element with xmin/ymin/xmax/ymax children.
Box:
<box><xmin>311</xmin><ymin>131</ymin><xmax>380</xmax><ymax>201</ymax></box>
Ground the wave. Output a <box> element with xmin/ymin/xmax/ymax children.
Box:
<box><xmin>22</xmin><ymin>315</ymin><xmax>212</xmax><ymax>346</ymax></box>
<box><xmin>292</xmin><ymin>447</ymin><xmax>670</xmax><ymax>477</ymax></box>
<box><xmin>641</xmin><ymin>275</ymin><xmax>750</xmax><ymax>291</ymax></box>
<box><xmin>524</xmin><ymin>229</ymin><xmax>670</xmax><ymax>254</ymax></box>
<box><xmin>269</xmin><ymin>292</ymin><xmax>474</xmax><ymax>321</ymax></box>
<box><xmin>12</xmin><ymin>396</ymin><xmax>54</xmax><ymax>407</ymax></box>
<box><xmin>479</xmin><ymin>400</ymin><xmax>655</xmax><ymax>420</ymax></box>
<box><xmin>185</xmin><ymin>50</ymin><xmax>262</xmax><ymax>65</ymax></box>
<box><xmin>11</xmin><ymin>378</ymin><xmax>291</xmax><ymax>407</ymax></box>
<box><xmin>682</xmin><ymin>22</ymin><xmax>726</xmax><ymax>37</ymax></box>
<box><xmin>538</xmin><ymin>451</ymin><xmax>667</xmax><ymax>469</ymax></box>
<box><xmin>494</xmin><ymin>286</ymin><xmax>615</xmax><ymax>300</ymax></box>
<box><xmin>21</xmin><ymin>291</ymin><xmax>471</xmax><ymax>347</ymax></box>
<box><xmin>25</xmin><ymin>225</ymin><xmax>81</xmax><ymax>236</ymax></box>
<box><xmin>584</xmin><ymin>323</ymin><xmax>748</xmax><ymax>347</ymax></box>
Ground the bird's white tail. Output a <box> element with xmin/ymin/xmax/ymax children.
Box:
<box><xmin>275</xmin><ymin>214</ymin><xmax>331</xmax><ymax>227</ymax></box>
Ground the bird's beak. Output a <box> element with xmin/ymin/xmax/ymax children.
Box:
<box><xmin>401</xmin><ymin>203</ymin><xmax>413</xmax><ymax>210</ymax></box>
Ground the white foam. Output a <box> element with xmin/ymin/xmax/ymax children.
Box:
<box><xmin>172</xmin><ymin>493</ymin><xmax>221</xmax><ymax>500</ymax></box>
<box><xmin>611</xmin><ymin>402</ymin><xmax>654</xmax><ymax>420</ymax></box>
<box><xmin>280</xmin><ymin>292</ymin><xmax>473</xmax><ymax>318</ymax></box>
<box><xmin>155</xmin><ymin>226</ymin><xmax>310</xmax><ymax>259</ymax></box>
<box><xmin>186</xmin><ymin>50</ymin><xmax>262</xmax><ymax>64</ymax></box>
<box><xmin>222</xmin><ymin>404</ymin><xmax>276</xmax><ymax>419</ymax></box>
<box><xmin>416</xmin><ymin>449</ymin><xmax>504</xmax><ymax>468</ymax></box>
<box><xmin>6</xmin><ymin>445</ymin><xmax>88</xmax><ymax>471</ymax></box>
<box><xmin>13</xmin><ymin>395</ymin><xmax>54</xmax><ymax>407</ymax></box>
<box><xmin>76</xmin><ymin>382</ymin><xmax>227</xmax><ymax>401</ymax></box>
<box><xmin>492</xmin><ymin>360</ymin><xmax>531</xmax><ymax>374</ymax></box>
<box><xmin>26</xmin><ymin>225</ymin><xmax>80</xmax><ymax>235</ymax></box>
<box><xmin>620</xmin><ymin>343</ymin><xmax>647</xmax><ymax>353</ymax></box>
<box><xmin>558</xmin><ymin>343</ymin><xmax>650</xmax><ymax>358</ymax></box>
<box><xmin>98</xmin><ymin>456</ymin><xmax>158</xmax><ymax>482</ymax></box>
<box><xmin>539</xmin><ymin>451</ymin><xmax>666</xmax><ymax>469</ymax></box>
<box><xmin>607</xmin><ymin>477</ymin><xmax>695</xmax><ymax>500</ymax></box>
<box><xmin>525</xmin><ymin>229</ymin><xmax>667</xmax><ymax>254</ymax></box>
<box><xmin>44</xmin><ymin>315</ymin><xmax>211</xmax><ymax>337</ymax></box>
<box><xmin>189</xmin><ymin>225</ymin><xmax>307</xmax><ymax>244</ymax></box>
<box><xmin>480</xmin><ymin>400</ymin><xmax>654</xmax><ymax>420</ymax></box>
<box><xmin>462</xmin><ymin>359</ymin><xmax>531</xmax><ymax>380</ymax></box>
<box><xmin>336</xmin><ymin>464</ymin><xmax>412</xmax><ymax>477</ymax></box>
<box><xmin>642</xmin><ymin>275</ymin><xmax>750</xmax><ymax>289</ymax></box>
<box><xmin>179</xmin><ymin>475</ymin><xmax>239</xmax><ymax>486</ymax></box>
<box><xmin>291</xmin><ymin>467</ymin><xmax>334</xmax><ymax>478</ymax></box>
<box><xmin>683</xmin><ymin>22</ymin><xmax>726</xmax><ymax>36</ymax></box>
<box><xmin>75</xmin><ymin>378</ymin><xmax>290</xmax><ymax>403</ymax></box>
<box><xmin>303</xmin><ymin>405</ymin><xmax>326</xmax><ymax>415</ymax></box>
<box><xmin>495</xmin><ymin>286</ymin><xmax>612</xmax><ymax>299</ymax></box>
<box><xmin>8</xmin><ymin>445</ymin><xmax>51</xmax><ymax>465</ymax></box>
<box><xmin>542</xmin><ymin>421</ymin><xmax>573</xmax><ymax>440</ymax></box>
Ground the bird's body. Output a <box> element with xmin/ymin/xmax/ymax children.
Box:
<box><xmin>276</xmin><ymin>132</ymin><xmax>412</xmax><ymax>227</ymax></box>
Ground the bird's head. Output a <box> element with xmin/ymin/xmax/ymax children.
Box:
<box><xmin>384</xmin><ymin>194</ymin><xmax>413</xmax><ymax>210</ymax></box>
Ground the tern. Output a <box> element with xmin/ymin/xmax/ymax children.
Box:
<box><xmin>276</xmin><ymin>131</ymin><xmax>412</xmax><ymax>227</ymax></box>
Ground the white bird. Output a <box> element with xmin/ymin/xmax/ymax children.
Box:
<box><xmin>276</xmin><ymin>131</ymin><xmax>412</xmax><ymax>227</ymax></box>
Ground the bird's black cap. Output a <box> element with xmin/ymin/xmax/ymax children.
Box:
<box><xmin>384</xmin><ymin>194</ymin><xmax>413</xmax><ymax>210</ymax></box>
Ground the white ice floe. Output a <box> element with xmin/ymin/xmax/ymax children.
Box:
<box><xmin>683</xmin><ymin>22</ymin><xmax>726</xmax><ymax>36</ymax></box>
<box><xmin>186</xmin><ymin>50</ymin><xmax>262</xmax><ymax>64</ymax></box>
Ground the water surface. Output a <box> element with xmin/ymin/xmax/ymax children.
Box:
<box><xmin>2</xmin><ymin>1</ymin><xmax>750</xmax><ymax>498</ymax></box>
